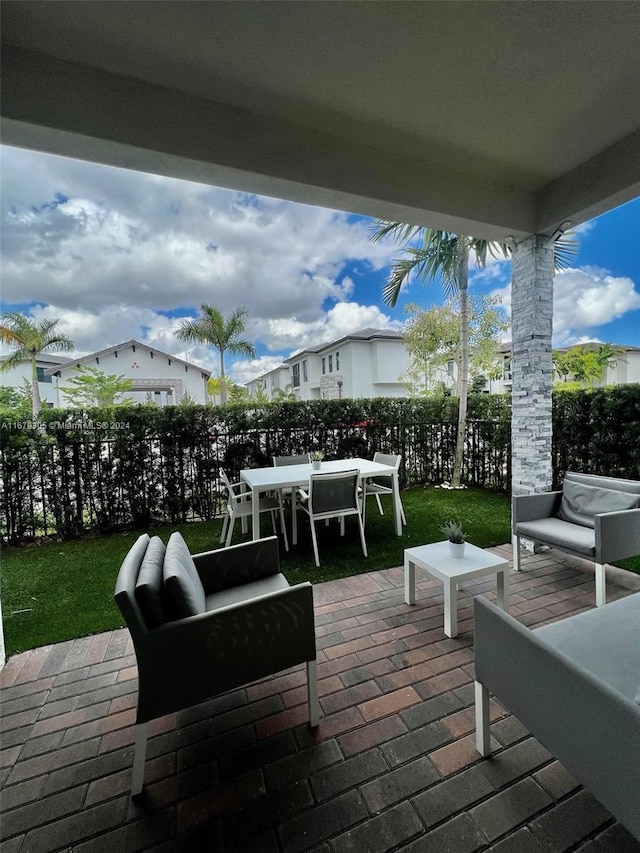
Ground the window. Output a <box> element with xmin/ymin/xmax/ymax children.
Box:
<box><xmin>114</xmin><ymin>351</ymin><xmax>118</xmax><ymax>358</ymax></box>
<box><xmin>292</xmin><ymin>363</ymin><xmax>301</xmax><ymax>387</ymax></box>
<box><xmin>322</xmin><ymin>357</ymin><xmax>326</xmax><ymax>374</ymax></box>
<box><xmin>150</xmin><ymin>351</ymin><xmax>154</xmax><ymax>359</ymax></box>
<box><xmin>36</xmin><ymin>367</ymin><xmax>52</xmax><ymax>384</ymax></box>
<box><xmin>96</xmin><ymin>357</ymin><xmax>100</xmax><ymax>365</ymax></box>
<box><xmin>503</xmin><ymin>357</ymin><xmax>512</xmax><ymax>381</ymax></box>
<box><xmin>302</xmin><ymin>360</ymin><xmax>308</xmax><ymax>382</ymax></box>
<box><xmin>328</xmin><ymin>355</ymin><xmax>333</xmax><ymax>372</ymax></box>
<box><xmin>336</xmin><ymin>352</ymin><xmax>340</xmax><ymax>370</ymax></box>
<box><xmin>447</xmin><ymin>359</ymin><xmax>455</xmax><ymax>376</ymax></box>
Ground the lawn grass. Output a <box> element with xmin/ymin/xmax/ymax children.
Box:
<box><xmin>2</xmin><ymin>485</ymin><xmax>638</xmax><ymax>658</ymax></box>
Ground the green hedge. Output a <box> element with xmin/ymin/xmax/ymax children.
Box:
<box><xmin>1</xmin><ymin>387</ymin><xmax>638</xmax><ymax>544</ymax></box>
<box><xmin>0</xmin><ymin>396</ymin><xmax>510</xmax><ymax>543</ymax></box>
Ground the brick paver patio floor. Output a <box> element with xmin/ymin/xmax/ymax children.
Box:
<box><xmin>2</xmin><ymin>546</ymin><xmax>639</xmax><ymax>853</ymax></box>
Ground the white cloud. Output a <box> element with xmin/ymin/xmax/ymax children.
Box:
<box><xmin>1</xmin><ymin>146</ymin><xmax>395</xmax><ymax>334</ymax></box>
<box><xmin>490</xmin><ymin>267</ymin><xmax>640</xmax><ymax>344</ymax></box>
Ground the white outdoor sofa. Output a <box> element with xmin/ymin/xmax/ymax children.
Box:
<box><xmin>512</xmin><ymin>471</ymin><xmax>640</xmax><ymax>606</ymax></box>
<box><xmin>474</xmin><ymin>594</ymin><xmax>640</xmax><ymax>841</ymax></box>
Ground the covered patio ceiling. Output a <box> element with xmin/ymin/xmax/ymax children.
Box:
<box><xmin>2</xmin><ymin>1</ymin><xmax>639</xmax><ymax>241</ymax></box>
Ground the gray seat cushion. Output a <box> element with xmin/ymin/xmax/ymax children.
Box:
<box><xmin>536</xmin><ymin>593</ymin><xmax>640</xmax><ymax>702</ymax></box>
<box><xmin>163</xmin><ymin>532</ymin><xmax>206</xmax><ymax>619</ymax></box>
<box><xmin>558</xmin><ymin>479</ymin><xmax>640</xmax><ymax>528</ymax></box>
<box><xmin>134</xmin><ymin>536</ymin><xmax>167</xmax><ymax>628</ymax></box>
<box><xmin>515</xmin><ymin>517</ymin><xmax>595</xmax><ymax>556</ymax></box>
<box><xmin>205</xmin><ymin>572</ymin><xmax>290</xmax><ymax>612</ymax></box>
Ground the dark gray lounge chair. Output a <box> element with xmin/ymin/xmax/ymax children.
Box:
<box><xmin>115</xmin><ymin>533</ymin><xmax>318</xmax><ymax>794</ymax></box>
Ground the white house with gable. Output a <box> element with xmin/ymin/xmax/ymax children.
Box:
<box><xmin>47</xmin><ymin>340</ymin><xmax>211</xmax><ymax>406</ymax></box>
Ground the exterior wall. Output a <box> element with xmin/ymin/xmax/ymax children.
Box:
<box><xmin>53</xmin><ymin>345</ymin><xmax>209</xmax><ymax>405</ymax></box>
<box><xmin>598</xmin><ymin>351</ymin><xmax>640</xmax><ymax>386</ymax></box>
<box><xmin>247</xmin><ymin>365</ymin><xmax>291</xmax><ymax>399</ymax></box>
<box><xmin>0</xmin><ymin>357</ymin><xmax>66</xmax><ymax>407</ymax></box>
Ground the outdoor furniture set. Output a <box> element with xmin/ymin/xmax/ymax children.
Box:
<box><xmin>115</xmin><ymin>467</ymin><xmax>640</xmax><ymax>840</ymax></box>
<box><xmin>236</xmin><ymin>453</ymin><xmax>406</xmax><ymax>566</ymax></box>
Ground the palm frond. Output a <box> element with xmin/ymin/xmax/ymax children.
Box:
<box><xmin>371</xmin><ymin>220</ymin><xmax>424</xmax><ymax>245</ymax></box>
<box><xmin>553</xmin><ymin>234</ymin><xmax>580</xmax><ymax>271</ymax></box>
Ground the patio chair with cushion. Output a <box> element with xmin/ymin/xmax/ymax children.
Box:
<box><xmin>300</xmin><ymin>469</ymin><xmax>368</xmax><ymax>567</ymax></box>
<box><xmin>114</xmin><ymin>533</ymin><xmax>318</xmax><ymax>795</ymax></box>
<box><xmin>220</xmin><ymin>468</ymin><xmax>289</xmax><ymax>551</ymax></box>
<box><xmin>361</xmin><ymin>451</ymin><xmax>407</xmax><ymax>529</ymax></box>
<box><xmin>512</xmin><ymin>471</ymin><xmax>640</xmax><ymax>606</ymax></box>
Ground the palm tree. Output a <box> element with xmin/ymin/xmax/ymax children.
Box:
<box><xmin>175</xmin><ymin>305</ymin><xmax>256</xmax><ymax>404</ymax></box>
<box><xmin>0</xmin><ymin>312</ymin><xmax>74</xmax><ymax>417</ymax></box>
<box><xmin>372</xmin><ymin>224</ymin><xmax>576</xmax><ymax>487</ymax></box>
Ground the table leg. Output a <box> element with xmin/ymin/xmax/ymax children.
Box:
<box><xmin>404</xmin><ymin>557</ymin><xmax>415</xmax><ymax>605</ymax></box>
<box><xmin>252</xmin><ymin>487</ymin><xmax>260</xmax><ymax>541</ymax></box>
<box><xmin>292</xmin><ymin>488</ymin><xmax>298</xmax><ymax>546</ymax></box>
<box><xmin>444</xmin><ymin>578</ymin><xmax>457</xmax><ymax>637</ymax></box>
<box><xmin>496</xmin><ymin>567</ymin><xmax>509</xmax><ymax>612</ymax></box>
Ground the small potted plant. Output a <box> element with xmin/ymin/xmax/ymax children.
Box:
<box><xmin>311</xmin><ymin>450</ymin><xmax>325</xmax><ymax>470</ymax></box>
<box><xmin>440</xmin><ymin>519</ymin><xmax>466</xmax><ymax>558</ymax></box>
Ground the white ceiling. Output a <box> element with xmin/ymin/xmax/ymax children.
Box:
<box><xmin>2</xmin><ymin>1</ymin><xmax>639</xmax><ymax>239</ymax></box>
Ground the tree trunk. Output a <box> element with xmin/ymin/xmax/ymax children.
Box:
<box><xmin>31</xmin><ymin>354</ymin><xmax>42</xmax><ymax>418</ymax></box>
<box><xmin>451</xmin><ymin>250</ymin><xmax>469</xmax><ymax>487</ymax></box>
<box><xmin>219</xmin><ymin>350</ymin><xmax>228</xmax><ymax>404</ymax></box>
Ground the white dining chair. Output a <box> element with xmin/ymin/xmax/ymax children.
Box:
<box><xmin>220</xmin><ymin>469</ymin><xmax>289</xmax><ymax>550</ymax></box>
<box><xmin>362</xmin><ymin>452</ymin><xmax>407</xmax><ymax>528</ymax></box>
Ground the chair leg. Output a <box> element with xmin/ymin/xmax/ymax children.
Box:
<box><xmin>220</xmin><ymin>510</ymin><xmax>229</xmax><ymax>544</ymax></box>
<box><xmin>131</xmin><ymin>722</ymin><xmax>148</xmax><ymax>795</ymax></box>
<box><xmin>595</xmin><ymin>562</ymin><xmax>606</xmax><ymax>607</ymax></box>
<box><xmin>226</xmin><ymin>510</ymin><xmax>236</xmax><ymax>547</ymax></box>
<box><xmin>307</xmin><ymin>659</ymin><xmax>319</xmax><ymax>727</ymax></box>
<box><xmin>357</xmin><ymin>513</ymin><xmax>368</xmax><ymax>558</ymax></box>
<box><xmin>310</xmin><ymin>519</ymin><xmax>320</xmax><ymax>567</ymax></box>
<box><xmin>399</xmin><ymin>497</ymin><xmax>407</xmax><ymax>526</ymax></box>
<box><xmin>475</xmin><ymin>681</ymin><xmax>491</xmax><ymax>756</ymax></box>
<box><xmin>512</xmin><ymin>533</ymin><xmax>521</xmax><ymax>571</ymax></box>
<box><xmin>375</xmin><ymin>493</ymin><xmax>384</xmax><ymax>516</ymax></box>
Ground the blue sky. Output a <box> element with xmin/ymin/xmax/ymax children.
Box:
<box><xmin>1</xmin><ymin>145</ymin><xmax>639</xmax><ymax>385</ymax></box>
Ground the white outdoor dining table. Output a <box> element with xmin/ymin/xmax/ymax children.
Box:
<box><xmin>240</xmin><ymin>457</ymin><xmax>403</xmax><ymax>544</ymax></box>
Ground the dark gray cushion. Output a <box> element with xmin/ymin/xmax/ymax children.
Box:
<box><xmin>163</xmin><ymin>532</ymin><xmax>206</xmax><ymax>619</ymax></box>
<box><xmin>558</xmin><ymin>479</ymin><xmax>639</xmax><ymax>528</ymax></box>
<box><xmin>134</xmin><ymin>536</ymin><xmax>167</xmax><ymax>628</ymax></box>
<box><xmin>205</xmin><ymin>573</ymin><xmax>290</xmax><ymax>612</ymax></box>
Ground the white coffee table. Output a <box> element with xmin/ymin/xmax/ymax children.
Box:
<box><xmin>404</xmin><ymin>541</ymin><xmax>510</xmax><ymax>637</ymax></box>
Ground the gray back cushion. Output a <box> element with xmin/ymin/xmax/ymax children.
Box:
<box><xmin>134</xmin><ymin>536</ymin><xmax>167</xmax><ymax>628</ymax></box>
<box><xmin>163</xmin><ymin>532</ymin><xmax>206</xmax><ymax>619</ymax></box>
<box><xmin>565</xmin><ymin>471</ymin><xmax>640</xmax><ymax>495</ymax></box>
<box><xmin>558</xmin><ymin>479</ymin><xmax>640</xmax><ymax>528</ymax></box>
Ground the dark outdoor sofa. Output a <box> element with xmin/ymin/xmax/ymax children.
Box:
<box><xmin>512</xmin><ymin>471</ymin><xmax>640</xmax><ymax>606</ymax></box>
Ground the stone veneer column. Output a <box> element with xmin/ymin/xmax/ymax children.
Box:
<box><xmin>511</xmin><ymin>234</ymin><xmax>555</xmax><ymax>496</ymax></box>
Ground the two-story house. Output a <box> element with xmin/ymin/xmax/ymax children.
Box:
<box><xmin>282</xmin><ymin>328</ymin><xmax>410</xmax><ymax>400</ymax></box>
<box><xmin>245</xmin><ymin>364</ymin><xmax>292</xmax><ymax>400</ymax></box>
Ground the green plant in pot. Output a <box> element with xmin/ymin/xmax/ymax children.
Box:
<box><xmin>440</xmin><ymin>519</ymin><xmax>466</xmax><ymax>558</ymax></box>
<box><xmin>311</xmin><ymin>450</ymin><xmax>325</xmax><ymax>470</ymax></box>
